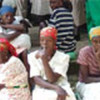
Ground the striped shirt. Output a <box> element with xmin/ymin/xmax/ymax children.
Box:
<box><xmin>49</xmin><ymin>7</ymin><xmax>76</xmax><ymax>53</ymax></box>
<box><xmin>77</xmin><ymin>46</ymin><xmax>100</xmax><ymax>82</ymax></box>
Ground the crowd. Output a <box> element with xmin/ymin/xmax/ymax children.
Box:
<box><xmin>0</xmin><ymin>0</ymin><xmax>100</xmax><ymax>100</ymax></box>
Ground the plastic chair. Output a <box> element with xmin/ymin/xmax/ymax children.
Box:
<box><xmin>67</xmin><ymin>51</ymin><xmax>78</xmax><ymax>61</ymax></box>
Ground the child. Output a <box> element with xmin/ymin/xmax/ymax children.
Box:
<box><xmin>0</xmin><ymin>6</ymin><xmax>31</xmax><ymax>52</ymax></box>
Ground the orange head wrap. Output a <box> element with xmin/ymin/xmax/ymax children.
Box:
<box><xmin>0</xmin><ymin>38</ymin><xmax>17</xmax><ymax>56</ymax></box>
<box><xmin>89</xmin><ymin>26</ymin><xmax>100</xmax><ymax>40</ymax></box>
<box><xmin>40</xmin><ymin>27</ymin><xmax>57</xmax><ymax>40</ymax></box>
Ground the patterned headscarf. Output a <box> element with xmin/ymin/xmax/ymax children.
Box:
<box><xmin>89</xmin><ymin>26</ymin><xmax>100</xmax><ymax>40</ymax></box>
<box><xmin>0</xmin><ymin>6</ymin><xmax>15</xmax><ymax>16</ymax></box>
<box><xmin>40</xmin><ymin>27</ymin><xmax>57</xmax><ymax>40</ymax></box>
<box><xmin>0</xmin><ymin>38</ymin><xmax>17</xmax><ymax>56</ymax></box>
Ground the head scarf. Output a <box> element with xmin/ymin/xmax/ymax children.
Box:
<box><xmin>89</xmin><ymin>26</ymin><xmax>100</xmax><ymax>40</ymax></box>
<box><xmin>40</xmin><ymin>27</ymin><xmax>57</xmax><ymax>40</ymax></box>
<box><xmin>0</xmin><ymin>38</ymin><xmax>17</xmax><ymax>56</ymax></box>
<box><xmin>0</xmin><ymin>6</ymin><xmax>15</xmax><ymax>16</ymax></box>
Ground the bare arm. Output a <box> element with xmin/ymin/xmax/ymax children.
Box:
<box><xmin>34</xmin><ymin>76</ymin><xmax>59</xmax><ymax>89</ymax></box>
<box><xmin>95</xmin><ymin>48</ymin><xmax>100</xmax><ymax>67</ymax></box>
<box><xmin>36</xmin><ymin>50</ymin><xmax>61</xmax><ymax>83</ymax></box>
<box><xmin>0</xmin><ymin>84</ymin><xmax>5</xmax><ymax>90</ymax></box>
<box><xmin>19</xmin><ymin>50</ymin><xmax>30</xmax><ymax>76</ymax></box>
<box><xmin>0</xmin><ymin>31</ymin><xmax>21</xmax><ymax>41</ymax></box>
<box><xmin>0</xmin><ymin>24</ymin><xmax>24</xmax><ymax>32</ymax></box>
<box><xmin>80</xmin><ymin>65</ymin><xmax>100</xmax><ymax>83</ymax></box>
<box><xmin>42</xmin><ymin>56</ymin><xmax>61</xmax><ymax>83</ymax></box>
<box><xmin>33</xmin><ymin>76</ymin><xmax>68</xmax><ymax>100</ymax></box>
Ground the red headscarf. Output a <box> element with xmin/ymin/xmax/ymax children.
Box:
<box><xmin>0</xmin><ymin>38</ymin><xmax>18</xmax><ymax>56</ymax></box>
<box><xmin>40</xmin><ymin>27</ymin><xmax>57</xmax><ymax>40</ymax></box>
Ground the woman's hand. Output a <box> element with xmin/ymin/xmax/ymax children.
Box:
<box><xmin>0</xmin><ymin>84</ymin><xmax>5</xmax><ymax>90</ymax></box>
<box><xmin>0</xmin><ymin>24</ymin><xmax>8</xmax><ymax>29</ymax></box>
<box><xmin>35</xmin><ymin>49</ymin><xmax>48</xmax><ymax>60</ymax></box>
<box><xmin>55</xmin><ymin>86</ymin><xmax>69</xmax><ymax>100</ymax></box>
<box><xmin>95</xmin><ymin>48</ymin><xmax>100</xmax><ymax>61</ymax></box>
<box><xmin>95</xmin><ymin>48</ymin><xmax>100</xmax><ymax>70</ymax></box>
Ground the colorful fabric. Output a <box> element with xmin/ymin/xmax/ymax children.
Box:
<box><xmin>2</xmin><ymin>0</ymin><xmax>27</xmax><ymax>17</ymax></box>
<box><xmin>40</xmin><ymin>27</ymin><xmax>57</xmax><ymax>40</ymax></box>
<box><xmin>89</xmin><ymin>26</ymin><xmax>100</xmax><ymax>40</ymax></box>
<box><xmin>77</xmin><ymin>46</ymin><xmax>100</xmax><ymax>82</ymax></box>
<box><xmin>0</xmin><ymin>43</ymin><xmax>7</xmax><ymax>51</ymax></box>
<box><xmin>0</xmin><ymin>38</ymin><xmax>17</xmax><ymax>56</ymax></box>
<box><xmin>0</xmin><ymin>56</ymin><xmax>31</xmax><ymax>100</ymax></box>
<box><xmin>0</xmin><ymin>6</ymin><xmax>14</xmax><ymax>16</ymax></box>
<box><xmin>28</xmin><ymin>50</ymin><xmax>76</xmax><ymax>100</ymax></box>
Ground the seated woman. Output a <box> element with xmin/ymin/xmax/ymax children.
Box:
<box><xmin>76</xmin><ymin>26</ymin><xmax>100</xmax><ymax>100</ymax></box>
<box><xmin>0</xmin><ymin>5</ymin><xmax>31</xmax><ymax>71</ymax></box>
<box><xmin>28</xmin><ymin>26</ymin><xmax>76</xmax><ymax>100</ymax></box>
<box><xmin>0</xmin><ymin>38</ymin><xmax>31</xmax><ymax>100</ymax></box>
<box><xmin>0</xmin><ymin>5</ymin><xmax>31</xmax><ymax>51</ymax></box>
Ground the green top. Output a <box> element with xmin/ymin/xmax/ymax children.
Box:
<box><xmin>67</xmin><ymin>51</ymin><xmax>78</xmax><ymax>61</ymax></box>
<box><xmin>86</xmin><ymin>0</ymin><xmax>100</xmax><ymax>32</ymax></box>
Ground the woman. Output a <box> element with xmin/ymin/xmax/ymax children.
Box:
<box><xmin>0</xmin><ymin>5</ymin><xmax>31</xmax><ymax>51</ymax></box>
<box><xmin>0</xmin><ymin>38</ymin><xmax>31</xmax><ymax>100</ymax></box>
<box><xmin>2</xmin><ymin>0</ymin><xmax>28</xmax><ymax>17</ymax></box>
<box><xmin>0</xmin><ymin>6</ymin><xmax>31</xmax><ymax>71</ymax></box>
<box><xmin>76</xmin><ymin>26</ymin><xmax>100</xmax><ymax>100</ymax></box>
<box><xmin>28</xmin><ymin>27</ymin><xmax>76</xmax><ymax>100</ymax></box>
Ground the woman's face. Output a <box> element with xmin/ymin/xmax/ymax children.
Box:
<box><xmin>1</xmin><ymin>12</ymin><xmax>14</xmax><ymax>24</ymax></box>
<box><xmin>92</xmin><ymin>36</ymin><xmax>100</xmax><ymax>51</ymax></box>
<box><xmin>40</xmin><ymin>36</ymin><xmax>56</xmax><ymax>51</ymax></box>
<box><xmin>0</xmin><ymin>48</ymin><xmax>9</xmax><ymax>63</ymax></box>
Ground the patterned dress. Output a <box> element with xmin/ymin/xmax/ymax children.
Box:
<box><xmin>0</xmin><ymin>56</ymin><xmax>31</xmax><ymax>100</ymax></box>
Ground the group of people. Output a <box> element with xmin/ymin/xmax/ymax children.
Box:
<box><xmin>0</xmin><ymin>26</ymin><xmax>77</xmax><ymax>100</ymax></box>
<box><xmin>0</xmin><ymin>0</ymin><xmax>76</xmax><ymax>100</ymax></box>
<box><xmin>0</xmin><ymin>0</ymin><xmax>100</xmax><ymax>100</ymax></box>
<box><xmin>1</xmin><ymin>25</ymin><xmax>100</xmax><ymax>100</ymax></box>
